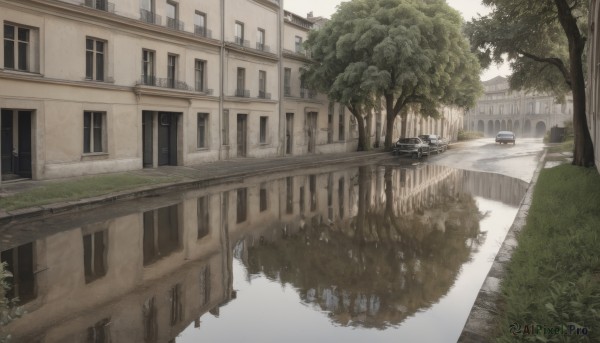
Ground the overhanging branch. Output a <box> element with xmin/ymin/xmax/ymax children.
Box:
<box><xmin>516</xmin><ymin>49</ymin><xmax>572</xmax><ymax>88</ymax></box>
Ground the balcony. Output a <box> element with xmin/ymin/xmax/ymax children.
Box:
<box><xmin>300</xmin><ymin>88</ymin><xmax>317</xmax><ymax>99</ymax></box>
<box><xmin>166</xmin><ymin>17</ymin><xmax>184</xmax><ymax>31</ymax></box>
<box><xmin>140</xmin><ymin>9</ymin><xmax>161</xmax><ymax>25</ymax></box>
<box><xmin>256</xmin><ymin>42</ymin><xmax>270</xmax><ymax>53</ymax></box>
<box><xmin>234</xmin><ymin>36</ymin><xmax>250</xmax><ymax>47</ymax></box>
<box><xmin>235</xmin><ymin>89</ymin><xmax>250</xmax><ymax>97</ymax></box>
<box><xmin>83</xmin><ymin>0</ymin><xmax>115</xmax><ymax>12</ymax></box>
<box><xmin>138</xmin><ymin>76</ymin><xmax>194</xmax><ymax>91</ymax></box>
<box><xmin>258</xmin><ymin>90</ymin><xmax>271</xmax><ymax>99</ymax></box>
<box><xmin>195</xmin><ymin>83</ymin><xmax>213</xmax><ymax>95</ymax></box>
<box><xmin>194</xmin><ymin>25</ymin><xmax>212</xmax><ymax>39</ymax></box>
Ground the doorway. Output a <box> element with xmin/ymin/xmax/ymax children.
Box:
<box><xmin>142</xmin><ymin>111</ymin><xmax>153</xmax><ymax>168</ymax></box>
<box><xmin>237</xmin><ymin>114</ymin><xmax>247</xmax><ymax>157</ymax></box>
<box><xmin>158</xmin><ymin>112</ymin><xmax>178</xmax><ymax>166</ymax></box>
<box><xmin>1</xmin><ymin>109</ymin><xmax>32</xmax><ymax>180</ymax></box>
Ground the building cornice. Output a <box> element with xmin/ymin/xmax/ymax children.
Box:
<box><xmin>134</xmin><ymin>85</ymin><xmax>219</xmax><ymax>102</ymax></box>
<box><xmin>12</xmin><ymin>0</ymin><xmax>222</xmax><ymax>49</ymax></box>
<box><xmin>283</xmin><ymin>52</ymin><xmax>313</xmax><ymax>64</ymax></box>
<box><xmin>284</xmin><ymin>97</ymin><xmax>324</xmax><ymax>105</ymax></box>
<box><xmin>223</xmin><ymin>96</ymin><xmax>278</xmax><ymax>104</ymax></box>
<box><xmin>0</xmin><ymin>69</ymin><xmax>131</xmax><ymax>92</ymax></box>
<box><xmin>224</xmin><ymin>43</ymin><xmax>279</xmax><ymax>62</ymax></box>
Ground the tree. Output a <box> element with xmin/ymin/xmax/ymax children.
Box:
<box><xmin>465</xmin><ymin>0</ymin><xmax>595</xmax><ymax>167</ymax></box>
<box><xmin>303</xmin><ymin>0</ymin><xmax>482</xmax><ymax>151</ymax></box>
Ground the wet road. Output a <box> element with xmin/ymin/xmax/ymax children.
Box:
<box><xmin>427</xmin><ymin>138</ymin><xmax>545</xmax><ymax>182</ymax></box>
<box><xmin>0</xmin><ymin>140</ymin><xmax>545</xmax><ymax>343</ymax></box>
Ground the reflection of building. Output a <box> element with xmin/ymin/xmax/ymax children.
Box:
<box><xmin>465</xmin><ymin>76</ymin><xmax>572</xmax><ymax>137</ymax></box>
<box><xmin>1</xmin><ymin>162</ymin><xmax>528</xmax><ymax>339</ymax></box>
<box><xmin>587</xmin><ymin>1</ymin><xmax>600</xmax><ymax>171</ymax></box>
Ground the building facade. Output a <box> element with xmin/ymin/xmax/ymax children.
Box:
<box><xmin>465</xmin><ymin>76</ymin><xmax>573</xmax><ymax>138</ymax></box>
<box><xmin>588</xmin><ymin>0</ymin><xmax>600</xmax><ymax>171</ymax></box>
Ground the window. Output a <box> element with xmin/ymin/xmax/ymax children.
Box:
<box><xmin>259</xmin><ymin>183</ymin><xmax>267</xmax><ymax>212</ymax></box>
<box><xmin>83</xmin><ymin>111</ymin><xmax>105</xmax><ymax>153</ymax></box>
<box><xmin>1</xmin><ymin>243</ymin><xmax>36</xmax><ymax>304</ymax></box>
<box><xmin>257</xmin><ymin>28</ymin><xmax>265</xmax><ymax>51</ymax></box>
<box><xmin>259</xmin><ymin>116</ymin><xmax>267</xmax><ymax>144</ymax></box>
<box><xmin>195</xmin><ymin>11</ymin><xmax>207</xmax><ymax>36</ymax></box>
<box><xmin>258</xmin><ymin>70</ymin><xmax>267</xmax><ymax>98</ymax></box>
<box><xmin>83</xmin><ymin>229</ymin><xmax>107</xmax><ymax>284</ymax></box>
<box><xmin>169</xmin><ymin>283</ymin><xmax>183</xmax><ymax>326</ymax></box>
<box><xmin>285</xmin><ymin>177</ymin><xmax>293</xmax><ymax>214</ymax></box>
<box><xmin>236</xmin><ymin>68</ymin><xmax>246</xmax><ymax>96</ymax></box>
<box><xmin>338</xmin><ymin>106</ymin><xmax>345</xmax><ymax>141</ymax></box>
<box><xmin>235</xmin><ymin>22</ymin><xmax>244</xmax><ymax>45</ymax></box>
<box><xmin>197</xmin><ymin>196</ymin><xmax>209</xmax><ymax>239</ymax></box>
<box><xmin>166</xmin><ymin>1</ymin><xmax>182</xmax><ymax>30</ymax></box>
<box><xmin>295</xmin><ymin>36</ymin><xmax>302</xmax><ymax>53</ymax></box>
<box><xmin>236</xmin><ymin>188</ymin><xmax>247</xmax><ymax>223</ymax></box>
<box><xmin>4</xmin><ymin>24</ymin><xmax>31</xmax><ymax>71</ymax></box>
<box><xmin>143</xmin><ymin>204</ymin><xmax>180</xmax><ymax>266</ymax></box>
<box><xmin>197</xmin><ymin>113</ymin><xmax>208</xmax><ymax>148</ymax></box>
<box><xmin>142</xmin><ymin>49</ymin><xmax>155</xmax><ymax>85</ymax></box>
<box><xmin>86</xmin><ymin>38</ymin><xmax>105</xmax><ymax>81</ymax></box>
<box><xmin>195</xmin><ymin>59</ymin><xmax>205</xmax><ymax>92</ymax></box>
<box><xmin>284</xmin><ymin>68</ymin><xmax>291</xmax><ymax>96</ymax></box>
<box><xmin>167</xmin><ymin>54</ymin><xmax>177</xmax><ymax>88</ymax></box>
<box><xmin>140</xmin><ymin>0</ymin><xmax>157</xmax><ymax>24</ymax></box>
<box><xmin>222</xmin><ymin>109</ymin><xmax>229</xmax><ymax>145</ymax></box>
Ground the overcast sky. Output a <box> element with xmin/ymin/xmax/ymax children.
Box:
<box><xmin>283</xmin><ymin>0</ymin><xmax>510</xmax><ymax>81</ymax></box>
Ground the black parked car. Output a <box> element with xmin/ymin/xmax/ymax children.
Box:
<box><xmin>419</xmin><ymin>134</ymin><xmax>444</xmax><ymax>153</ymax></box>
<box><xmin>393</xmin><ymin>137</ymin><xmax>430</xmax><ymax>159</ymax></box>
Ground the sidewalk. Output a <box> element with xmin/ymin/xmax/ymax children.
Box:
<box><xmin>0</xmin><ymin>150</ymin><xmax>387</xmax><ymax>223</ymax></box>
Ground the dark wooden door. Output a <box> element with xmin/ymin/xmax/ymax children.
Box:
<box><xmin>142</xmin><ymin>111</ymin><xmax>153</xmax><ymax>168</ymax></box>
<box><xmin>237</xmin><ymin>114</ymin><xmax>247</xmax><ymax>157</ymax></box>
<box><xmin>158</xmin><ymin>112</ymin><xmax>178</xmax><ymax>166</ymax></box>
<box><xmin>286</xmin><ymin>113</ymin><xmax>293</xmax><ymax>155</ymax></box>
<box><xmin>18</xmin><ymin>111</ymin><xmax>32</xmax><ymax>178</ymax></box>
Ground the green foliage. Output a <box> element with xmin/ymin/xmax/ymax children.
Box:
<box><xmin>495</xmin><ymin>165</ymin><xmax>600</xmax><ymax>342</ymax></box>
<box><xmin>303</xmin><ymin>0</ymin><xmax>482</xmax><ymax>147</ymax></box>
<box><xmin>457</xmin><ymin>130</ymin><xmax>484</xmax><ymax>141</ymax></box>
<box><xmin>1</xmin><ymin>262</ymin><xmax>23</xmax><ymax>343</ymax></box>
<box><xmin>0</xmin><ymin>173</ymin><xmax>181</xmax><ymax>211</ymax></box>
<box><xmin>465</xmin><ymin>0</ymin><xmax>587</xmax><ymax>98</ymax></box>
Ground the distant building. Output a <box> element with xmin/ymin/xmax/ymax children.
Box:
<box><xmin>465</xmin><ymin>76</ymin><xmax>572</xmax><ymax>138</ymax></box>
<box><xmin>587</xmin><ymin>0</ymin><xmax>600</xmax><ymax>171</ymax></box>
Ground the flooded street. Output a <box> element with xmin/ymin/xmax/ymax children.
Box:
<box><xmin>0</xmin><ymin>156</ymin><xmax>532</xmax><ymax>343</ymax></box>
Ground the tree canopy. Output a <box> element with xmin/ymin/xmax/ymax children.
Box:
<box><xmin>303</xmin><ymin>0</ymin><xmax>482</xmax><ymax>149</ymax></box>
<box><xmin>465</xmin><ymin>0</ymin><xmax>595</xmax><ymax>166</ymax></box>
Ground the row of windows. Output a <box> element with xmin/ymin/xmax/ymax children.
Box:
<box><xmin>83</xmin><ymin>111</ymin><xmax>270</xmax><ymax>155</ymax></box>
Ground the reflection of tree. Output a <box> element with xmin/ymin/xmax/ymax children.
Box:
<box><xmin>245</xmin><ymin>166</ymin><xmax>483</xmax><ymax>329</ymax></box>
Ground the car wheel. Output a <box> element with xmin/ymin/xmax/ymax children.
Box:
<box><xmin>412</xmin><ymin>151</ymin><xmax>419</xmax><ymax>159</ymax></box>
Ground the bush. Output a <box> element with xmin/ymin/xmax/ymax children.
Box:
<box><xmin>1</xmin><ymin>262</ymin><xmax>24</xmax><ymax>343</ymax></box>
<box><xmin>457</xmin><ymin>130</ymin><xmax>484</xmax><ymax>141</ymax></box>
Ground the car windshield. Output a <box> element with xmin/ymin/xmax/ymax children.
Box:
<box><xmin>498</xmin><ymin>134</ymin><xmax>514</xmax><ymax>138</ymax></box>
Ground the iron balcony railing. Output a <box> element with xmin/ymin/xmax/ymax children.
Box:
<box><xmin>195</xmin><ymin>83</ymin><xmax>214</xmax><ymax>95</ymax></box>
<box><xmin>235</xmin><ymin>89</ymin><xmax>250</xmax><ymax>97</ymax></box>
<box><xmin>258</xmin><ymin>90</ymin><xmax>271</xmax><ymax>99</ymax></box>
<box><xmin>166</xmin><ymin>17</ymin><xmax>184</xmax><ymax>31</ymax></box>
<box><xmin>140</xmin><ymin>9</ymin><xmax>161</xmax><ymax>25</ymax></box>
<box><xmin>300</xmin><ymin>88</ymin><xmax>317</xmax><ymax>99</ymax></box>
<box><xmin>256</xmin><ymin>42</ymin><xmax>270</xmax><ymax>52</ymax></box>
<box><xmin>138</xmin><ymin>76</ymin><xmax>195</xmax><ymax>91</ymax></box>
<box><xmin>234</xmin><ymin>37</ymin><xmax>250</xmax><ymax>47</ymax></box>
<box><xmin>194</xmin><ymin>25</ymin><xmax>212</xmax><ymax>38</ymax></box>
<box><xmin>83</xmin><ymin>0</ymin><xmax>115</xmax><ymax>12</ymax></box>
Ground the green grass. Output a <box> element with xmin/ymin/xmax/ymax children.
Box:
<box><xmin>0</xmin><ymin>173</ymin><xmax>182</xmax><ymax>211</ymax></box>
<box><xmin>495</xmin><ymin>165</ymin><xmax>600</xmax><ymax>342</ymax></box>
<box><xmin>547</xmin><ymin>138</ymin><xmax>574</xmax><ymax>154</ymax></box>
<box><xmin>458</xmin><ymin>130</ymin><xmax>484</xmax><ymax>141</ymax></box>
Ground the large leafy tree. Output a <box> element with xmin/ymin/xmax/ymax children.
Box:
<box><xmin>466</xmin><ymin>0</ymin><xmax>595</xmax><ymax>167</ymax></box>
<box><xmin>303</xmin><ymin>0</ymin><xmax>482</xmax><ymax>150</ymax></box>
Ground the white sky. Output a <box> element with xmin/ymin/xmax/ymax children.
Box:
<box><xmin>283</xmin><ymin>0</ymin><xmax>510</xmax><ymax>81</ymax></box>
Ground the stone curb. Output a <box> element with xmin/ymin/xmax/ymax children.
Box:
<box><xmin>0</xmin><ymin>152</ymin><xmax>388</xmax><ymax>226</ymax></box>
<box><xmin>458</xmin><ymin>148</ymin><xmax>548</xmax><ymax>343</ymax></box>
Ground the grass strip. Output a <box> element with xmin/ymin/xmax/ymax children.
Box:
<box><xmin>495</xmin><ymin>164</ymin><xmax>600</xmax><ymax>342</ymax></box>
<box><xmin>547</xmin><ymin>138</ymin><xmax>574</xmax><ymax>154</ymax></box>
<box><xmin>0</xmin><ymin>173</ymin><xmax>182</xmax><ymax>211</ymax></box>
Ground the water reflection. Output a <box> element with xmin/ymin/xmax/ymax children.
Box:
<box><xmin>0</xmin><ymin>164</ymin><xmax>527</xmax><ymax>342</ymax></box>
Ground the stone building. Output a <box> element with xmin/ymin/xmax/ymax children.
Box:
<box><xmin>588</xmin><ymin>0</ymin><xmax>600</xmax><ymax>171</ymax></box>
<box><xmin>465</xmin><ymin>76</ymin><xmax>572</xmax><ymax>138</ymax></box>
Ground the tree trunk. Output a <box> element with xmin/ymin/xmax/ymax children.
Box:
<box><xmin>555</xmin><ymin>0</ymin><xmax>595</xmax><ymax>166</ymax></box>
<box><xmin>384</xmin><ymin>94</ymin><xmax>396</xmax><ymax>150</ymax></box>
<box><xmin>365</xmin><ymin>108</ymin><xmax>373</xmax><ymax>150</ymax></box>
<box><xmin>354</xmin><ymin>113</ymin><xmax>367</xmax><ymax>151</ymax></box>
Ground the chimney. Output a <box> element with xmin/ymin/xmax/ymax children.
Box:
<box><xmin>307</xmin><ymin>11</ymin><xmax>313</xmax><ymax>18</ymax></box>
